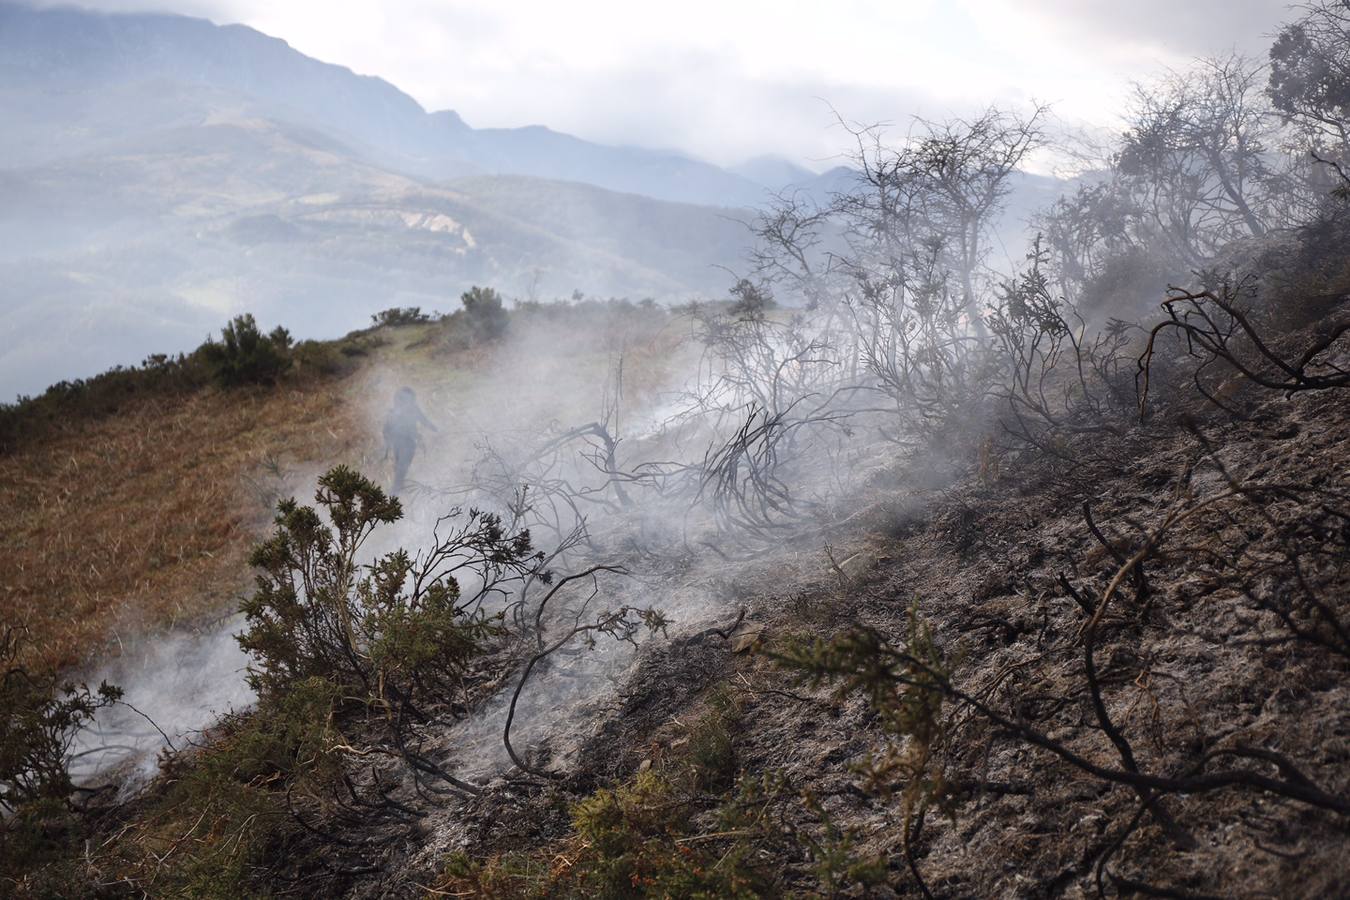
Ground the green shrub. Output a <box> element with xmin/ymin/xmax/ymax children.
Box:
<box><xmin>776</xmin><ymin>601</ymin><xmax>956</xmax><ymax>894</ymax></box>
<box><xmin>728</xmin><ymin>278</ymin><xmax>776</xmax><ymax>321</ymax></box>
<box><xmin>238</xmin><ymin>465</ymin><xmax>530</xmax><ymax>709</ymax></box>
<box><xmin>684</xmin><ymin>689</ymin><xmax>739</xmax><ymax>793</ymax></box>
<box><xmin>113</xmin><ymin>676</ymin><xmax>341</xmax><ymax>897</ymax></box>
<box><xmin>0</xmin><ymin>797</ymin><xmax>89</xmax><ymax>891</ymax></box>
<box><xmin>0</xmin><ymin>628</ymin><xmax>121</xmax><ymax>883</ymax></box>
<box><xmin>438</xmin><ymin>696</ymin><xmax>769</xmax><ymax>898</ymax></box>
<box><xmin>461</xmin><ymin>286</ymin><xmax>510</xmax><ymax>342</ymax></box>
<box><xmin>436</xmin><ymin>690</ymin><xmax>887</xmax><ymax>898</ymax></box>
<box><xmin>440</xmin><ymin>849</ymin><xmax>553</xmax><ymax>899</ymax></box>
<box><xmin>290</xmin><ymin>339</ymin><xmax>347</xmax><ymax>377</ymax></box>
<box><xmin>0</xmin><ymin>352</ymin><xmax>210</xmax><ymax>453</ymax></box>
<box><xmin>799</xmin><ymin>791</ymin><xmax>889</xmax><ymax>896</ymax></box>
<box><xmin>566</xmin><ymin>771</ymin><xmax>765</xmax><ymax>899</ymax></box>
<box><xmin>1077</xmin><ymin>244</ymin><xmax>1178</xmax><ymax>320</ymax></box>
<box><xmin>371</xmin><ymin>306</ymin><xmax>433</xmax><ymax>328</ymax></box>
<box><xmin>0</xmin><ymin>629</ymin><xmax>121</xmax><ymax>816</ymax></box>
<box><xmin>199</xmin><ymin>314</ymin><xmax>293</xmax><ymax>387</ymax></box>
<box><xmin>778</xmin><ymin>601</ymin><xmax>951</xmax><ymax>805</ymax></box>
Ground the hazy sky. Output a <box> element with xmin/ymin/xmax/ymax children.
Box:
<box><xmin>24</xmin><ymin>0</ymin><xmax>1294</xmax><ymax>167</ymax></box>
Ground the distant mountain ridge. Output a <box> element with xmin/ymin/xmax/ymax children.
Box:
<box><xmin>0</xmin><ymin>106</ymin><xmax>759</xmax><ymax>396</ymax></box>
<box><xmin>0</xmin><ymin>2</ymin><xmax>779</xmax><ymax>207</ymax></box>
<box><xmin>0</xmin><ymin>2</ymin><xmax>796</xmax><ymax>396</ymax></box>
<box><xmin>0</xmin><ymin>2</ymin><xmax>1068</xmax><ymax>399</ymax></box>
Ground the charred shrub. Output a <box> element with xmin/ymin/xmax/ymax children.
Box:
<box><xmin>844</xmin><ymin>252</ymin><xmax>992</xmax><ymax>450</ymax></box>
<box><xmin>728</xmin><ymin>278</ymin><xmax>776</xmax><ymax>321</ymax></box>
<box><xmin>1138</xmin><ymin>280</ymin><xmax>1350</xmax><ymax>418</ymax></box>
<box><xmin>199</xmin><ymin>313</ymin><xmax>293</xmax><ymax>387</ymax></box>
<box><xmin>986</xmin><ymin>241</ymin><xmax>1136</xmax><ymax>456</ymax></box>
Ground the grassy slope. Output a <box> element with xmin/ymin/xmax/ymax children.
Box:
<box><xmin>0</xmin><ymin>308</ymin><xmax>683</xmax><ymax>672</ymax></box>
<box><xmin>1</xmin><ymin>361</ymin><xmax>366</xmax><ymax>671</ymax></box>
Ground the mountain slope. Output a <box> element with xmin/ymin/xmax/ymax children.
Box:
<box><xmin>728</xmin><ymin>154</ymin><xmax>820</xmax><ymax>190</ymax></box>
<box><xmin>0</xmin><ymin>1</ymin><xmax>769</xmax><ymax>207</ymax></box>
<box><xmin>0</xmin><ymin>2</ymin><xmax>1070</xmax><ymax>399</ymax></box>
<box><xmin>0</xmin><ymin>3</ymin><xmax>782</xmax><ymax>397</ymax></box>
<box><xmin>0</xmin><ymin>112</ymin><xmax>754</xmax><ymax>397</ymax></box>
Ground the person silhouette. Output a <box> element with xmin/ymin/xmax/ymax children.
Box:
<box><xmin>382</xmin><ymin>387</ymin><xmax>437</xmax><ymax>497</ymax></box>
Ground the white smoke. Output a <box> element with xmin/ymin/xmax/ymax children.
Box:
<box><xmin>69</xmin><ymin>614</ymin><xmax>255</xmax><ymax>792</ymax></box>
<box><xmin>69</xmin><ymin>299</ymin><xmax>894</xmax><ymax>789</ymax></box>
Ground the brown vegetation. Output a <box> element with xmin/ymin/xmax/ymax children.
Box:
<box><xmin>1</xmin><ymin>381</ymin><xmax>365</xmax><ymax>671</ymax></box>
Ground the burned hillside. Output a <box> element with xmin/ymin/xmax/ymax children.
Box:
<box><xmin>3</xmin><ymin>3</ymin><xmax>1350</xmax><ymax>898</ymax></box>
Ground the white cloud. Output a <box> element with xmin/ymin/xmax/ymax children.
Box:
<box><xmin>15</xmin><ymin>0</ymin><xmax>1296</xmax><ymax>165</ymax></box>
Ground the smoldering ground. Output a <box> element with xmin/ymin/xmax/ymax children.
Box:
<box><xmin>68</xmin><ymin>615</ymin><xmax>253</xmax><ymax>791</ymax></box>
<box><xmin>67</xmin><ymin>296</ymin><xmax>911</xmax><ymax>789</ymax></box>
<box><xmin>342</xmin><ymin>300</ymin><xmax>905</xmax><ymax>781</ymax></box>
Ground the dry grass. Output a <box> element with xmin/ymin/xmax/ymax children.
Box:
<box><xmin>0</xmin><ymin>308</ymin><xmax>683</xmax><ymax>674</ymax></box>
<box><xmin>1</xmin><ymin>379</ymin><xmax>369</xmax><ymax>671</ymax></box>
